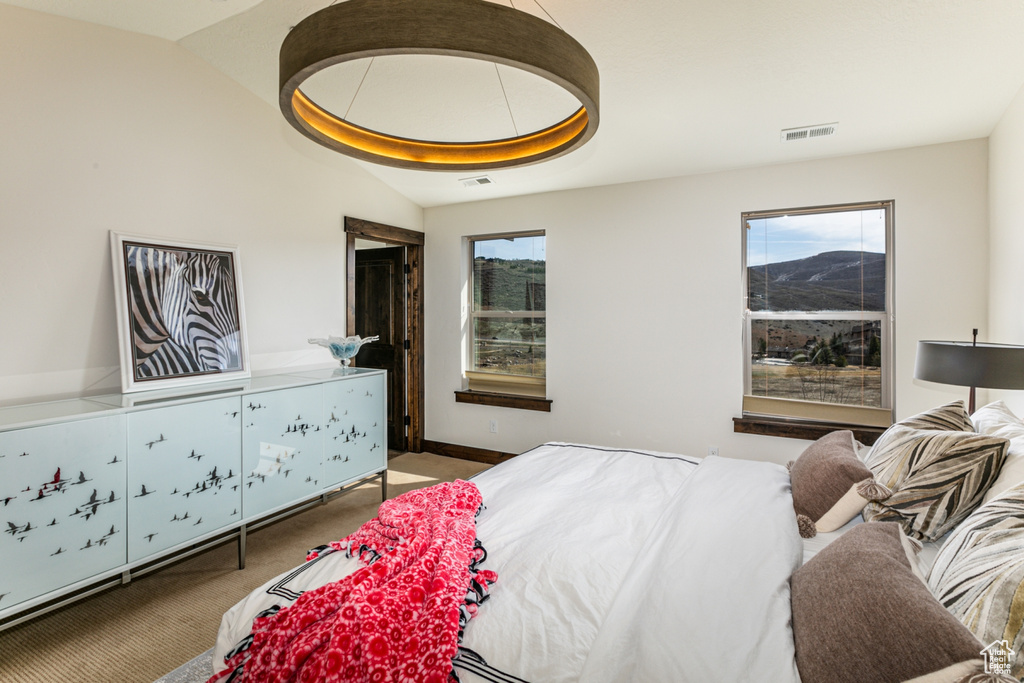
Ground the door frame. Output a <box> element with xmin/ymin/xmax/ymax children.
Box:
<box><xmin>344</xmin><ymin>216</ymin><xmax>425</xmax><ymax>454</ymax></box>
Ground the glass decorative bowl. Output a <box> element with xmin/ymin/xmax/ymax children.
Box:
<box><xmin>308</xmin><ymin>335</ymin><xmax>380</xmax><ymax>366</ymax></box>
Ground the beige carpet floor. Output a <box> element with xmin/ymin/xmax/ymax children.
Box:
<box><xmin>0</xmin><ymin>453</ymin><xmax>489</xmax><ymax>683</ymax></box>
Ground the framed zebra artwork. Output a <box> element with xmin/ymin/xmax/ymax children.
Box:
<box><xmin>110</xmin><ymin>232</ymin><xmax>250</xmax><ymax>393</ymax></box>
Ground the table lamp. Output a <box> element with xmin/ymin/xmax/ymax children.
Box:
<box><xmin>915</xmin><ymin>329</ymin><xmax>1024</xmax><ymax>413</ymax></box>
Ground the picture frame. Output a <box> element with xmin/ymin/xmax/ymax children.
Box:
<box><xmin>110</xmin><ymin>231</ymin><xmax>250</xmax><ymax>393</ymax></box>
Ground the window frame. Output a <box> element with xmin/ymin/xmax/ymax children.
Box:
<box><xmin>740</xmin><ymin>200</ymin><xmax>895</xmax><ymax>428</ymax></box>
<box><xmin>463</xmin><ymin>230</ymin><xmax>547</xmax><ymax>399</ymax></box>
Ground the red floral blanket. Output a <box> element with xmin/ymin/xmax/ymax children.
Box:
<box><xmin>211</xmin><ymin>480</ymin><xmax>496</xmax><ymax>683</ymax></box>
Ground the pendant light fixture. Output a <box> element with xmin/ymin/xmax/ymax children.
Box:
<box><xmin>279</xmin><ymin>0</ymin><xmax>600</xmax><ymax>171</ymax></box>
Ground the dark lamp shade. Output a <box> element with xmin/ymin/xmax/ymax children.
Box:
<box><xmin>915</xmin><ymin>340</ymin><xmax>1024</xmax><ymax>390</ymax></box>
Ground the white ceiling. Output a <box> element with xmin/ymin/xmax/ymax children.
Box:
<box><xmin>1</xmin><ymin>0</ymin><xmax>266</xmax><ymax>41</ymax></box>
<box><xmin>10</xmin><ymin>0</ymin><xmax>1024</xmax><ymax>207</ymax></box>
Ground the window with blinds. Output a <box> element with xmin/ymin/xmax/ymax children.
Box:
<box><xmin>742</xmin><ymin>201</ymin><xmax>894</xmax><ymax>427</ymax></box>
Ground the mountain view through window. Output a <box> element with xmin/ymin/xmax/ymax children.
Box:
<box><xmin>470</xmin><ymin>233</ymin><xmax>546</xmax><ymax>379</ymax></box>
<box><xmin>745</xmin><ymin>206</ymin><xmax>889</xmax><ymax>409</ymax></box>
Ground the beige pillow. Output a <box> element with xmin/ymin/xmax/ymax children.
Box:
<box><xmin>788</xmin><ymin>430</ymin><xmax>890</xmax><ymax>538</ymax></box>
<box><xmin>929</xmin><ymin>483</ymin><xmax>1024</xmax><ymax>679</ymax></box>
<box><xmin>971</xmin><ymin>401</ymin><xmax>1024</xmax><ymax>504</ymax></box>
<box><xmin>813</xmin><ymin>480</ymin><xmax>891</xmax><ymax>534</ymax></box>
<box><xmin>791</xmin><ymin>522</ymin><xmax>1009</xmax><ymax>683</ymax></box>
<box><xmin>865</xmin><ymin>426</ymin><xmax>1008</xmax><ymax>540</ymax></box>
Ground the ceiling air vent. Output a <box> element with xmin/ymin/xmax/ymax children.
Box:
<box><xmin>780</xmin><ymin>123</ymin><xmax>838</xmax><ymax>142</ymax></box>
<box><xmin>460</xmin><ymin>175</ymin><xmax>494</xmax><ymax>187</ymax></box>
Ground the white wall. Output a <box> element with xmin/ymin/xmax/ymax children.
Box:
<box><xmin>988</xmin><ymin>80</ymin><xmax>1024</xmax><ymax>414</ymax></box>
<box><xmin>424</xmin><ymin>140</ymin><xmax>990</xmax><ymax>463</ymax></box>
<box><xmin>0</xmin><ymin>6</ymin><xmax>422</xmax><ymax>405</ymax></box>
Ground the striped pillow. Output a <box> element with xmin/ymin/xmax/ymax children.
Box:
<box><xmin>867</xmin><ymin>401</ymin><xmax>973</xmax><ymax>487</ymax></box>
<box><xmin>929</xmin><ymin>484</ymin><xmax>1024</xmax><ymax>679</ymax></box>
<box><xmin>864</xmin><ymin>426</ymin><xmax>1007</xmax><ymax>540</ymax></box>
<box><xmin>899</xmin><ymin>400</ymin><xmax>974</xmax><ymax>432</ymax></box>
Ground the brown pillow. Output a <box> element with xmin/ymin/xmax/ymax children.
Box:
<box><xmin>788</xmin><ymin>430</ymin><xmax>889</xmax><ymax>538</ymax></box>
<box><xmin>791</xmin><ymin>522</ymin><xmax>997</xmax><ymax>683</ymax></box>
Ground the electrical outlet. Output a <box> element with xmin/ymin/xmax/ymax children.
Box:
<box><xmin>708</xmin><ymin>446</ymin><xmax>719</xmax><ymax>457</ymax></box>
<box><xmin>489</xmin><ymin>420</ymin><xmax>498</xmax><ymax>434</ymax></box>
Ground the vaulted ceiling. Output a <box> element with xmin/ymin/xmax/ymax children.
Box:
<box><xmin>8</xmin><ymin>0</ymin><xmax>1024</xmax><ymax>207</ymax></box>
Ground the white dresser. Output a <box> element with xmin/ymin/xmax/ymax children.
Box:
<box><xmin>0</xmin><ymin>367</ymin><xmax>386</xmax><ymax>627</ymax></box>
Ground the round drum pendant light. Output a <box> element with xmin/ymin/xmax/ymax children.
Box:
<box><xmin>279</xmin><ymin>0</ymin><xmax>600</xmax><ymax>171</ymax></box>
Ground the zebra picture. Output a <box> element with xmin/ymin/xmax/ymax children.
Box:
<box><xmin>116</xmin><ymin>238</ymin><xmax>246</xmax><ymax>387</ymax></box>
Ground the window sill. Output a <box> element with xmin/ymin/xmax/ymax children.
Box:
<box><xmin>733</xmin><ymin>414</ymin><xmax>886</xmax><ymax>446</ymax></box>
<box><xmin>454</xmin><ymin>390</ymin><xmax>552</xmax><ymax>412</ymax></box>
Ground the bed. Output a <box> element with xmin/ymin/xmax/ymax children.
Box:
<box><xmin>207</xmin><ymin>400</ymin><xmax>1024</xmax><ymax>683</ymax></box>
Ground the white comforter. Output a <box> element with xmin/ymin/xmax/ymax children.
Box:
<box><xmin>213</xmin><ymin>443</ymin><xmax>804</xmax><ymax>682</ymax></box>
<box><xmin>460</xmin><ymin>443</ymin><xmax>803</xmax><ymax>682</ymax></box>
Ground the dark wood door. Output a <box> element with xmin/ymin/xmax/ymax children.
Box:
<box><xmin>354</xmin><ymin>247</ymin><xmax>406</xmax><ymax>452</ymax></box>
